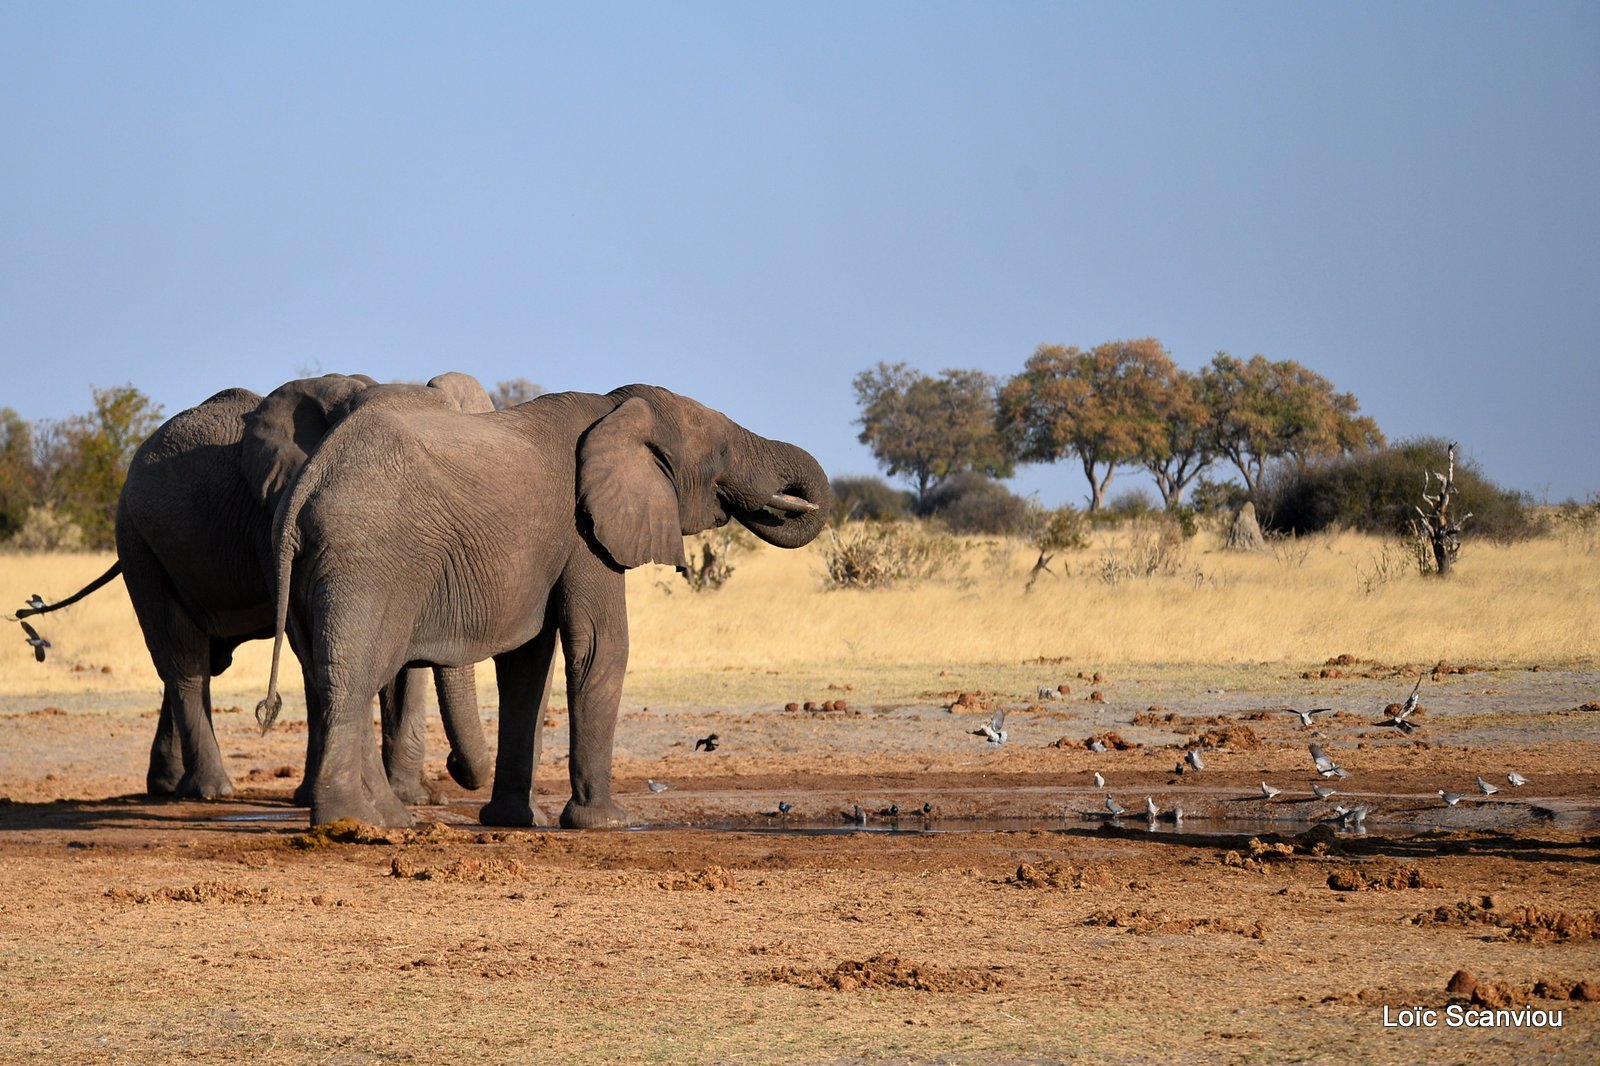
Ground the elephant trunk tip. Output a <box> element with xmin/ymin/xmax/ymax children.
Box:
<box><xmin>255</xmin><ymin>693</ymin><xmax>282</xmax><ymax>735</ymax></box>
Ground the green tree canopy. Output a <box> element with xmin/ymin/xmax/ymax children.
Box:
<box><xmin>0</xmin><ymin>408</ymin><xmax>40</xmax><ymax>540</ymax></box>
<box><xmin>44</xmin><ymin>385</ymin><xmax>164</xmax><ymax>549</ymax></box>
<box><xmin>1200</xmin><ymin>353</ymin><xmax>1383</xmax><ymax>497</ymax></box>
<box><xmin>997</xmin><ymin>339</ymin><xmax>1180</xmax><ymax>512</ymax></box>
<box><xmin>852</xmin><ymin>362</ymin><xmax>1014</xmax><ymax>508</ymax></box>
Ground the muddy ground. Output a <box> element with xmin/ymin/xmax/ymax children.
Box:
<box><xmin>1</xmin><ymin>663</ymin><xmax>1597</xmax><ymax>1064</ymax></box>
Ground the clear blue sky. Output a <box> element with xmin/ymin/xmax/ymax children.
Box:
<box><xmin>3</xmin><ymin>2</ymin><xmax>1596</xmax><ymax>504</ymax></box>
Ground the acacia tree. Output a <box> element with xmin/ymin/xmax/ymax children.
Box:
<box><xmin>490</xmin><ymin>377</ymin><xmax>545</xmax><ymax>409</ymax></box>
<box><xmin>1200</xmin><ymin>353</ymin><xmax>1382</xmax><ymax>496</ymax></box>
<box><xmin>852</xmin><ymin>362</ymin><xmax>1013</xmax><ymax>509</ymax></box>
<box><xmin>43</xmin><ymin>385</ymin><xmax>164</xmax><ymax>549</ymax></box>
<box><xmin>1141</xmin><ymin>368</ymin><xmax>1215</xmax><ymax>509</ymax></box>
<box><xmin>996</xmin><ymin>339</ymin><xmax>1177</xmax><ymax>512</ymax></box>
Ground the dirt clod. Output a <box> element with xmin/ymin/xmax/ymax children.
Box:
<box><xmin>762</xmin><ymin>953</ymin><xmax>1008</xmax><ymax>993</ymax></box>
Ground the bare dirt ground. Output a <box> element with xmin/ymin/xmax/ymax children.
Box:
<box><xmin>1</xmin><ymin>662</ymin><xmax>1597</xmax><ymax>1064</ymax></box>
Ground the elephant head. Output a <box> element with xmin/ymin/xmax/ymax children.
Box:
<box><xmin>577</xmin><ymin>384</ymin><xmax>831</xmax><ymax>570</ymax></box>
<box><xmin>240</xmin><ymin>374</ymin><xmax>379</xmax><ymax>510</ymax></box>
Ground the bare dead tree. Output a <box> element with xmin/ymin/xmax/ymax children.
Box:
<box><xmin>1414</xmin><ymin>441</ymin><xmax>1472</xmax><ymax>577</ymax></box>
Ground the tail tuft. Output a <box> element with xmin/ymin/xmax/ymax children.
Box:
<box><xmin>255</xmin><ymin>694</ymin><xmax>283</xmax><ymax>734</ymax></box>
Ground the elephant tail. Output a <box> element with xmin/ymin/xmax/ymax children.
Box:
<box><xmin>256</xmin><ymin>469</ymin><xmax>310</xmax><ymax>734</ymax></box>
<box><xmin>14</xmin><ymin>562</ymin><xmax>122</xmax><ymax>619</ymax></box>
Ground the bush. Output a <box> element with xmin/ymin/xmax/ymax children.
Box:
<box><xmin>820</xmin><ymin>521</ymin><xmax>964</xmax><ymax>590</ymax></box>
<box><xmin>5</xmin><ymin>504</ymin><xmax>86</xmax><ymax>551</ymax></box>
<box><xmin>1189</xmin><ymin>477</ymin><xmax>1251</xmax><ymax>518</ymax></box>
<box><xmin>1261</xmin><ymin>437</ymin><xmax>1537</xmax><ymax>541</ymax></box>
<box><xmin>920</xmin><ymin>472</ymin><xmax>1028</xmax><ymax>535</ymax></box>
<box><xmin>1024</xmin><ymin>502</ymin><xmax>1091</xmax><ymax>553</ymax></box>
<box><xmin>829</xmin><ymin>476</ymin><xmax>915</xmax><ymax>523</ymax></box>
<box><xmin>676</xmin><ymin>527</ymin><xmax>755</xmax><ymax>592</ymax></box>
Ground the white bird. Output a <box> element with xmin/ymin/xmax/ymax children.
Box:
<box><xmin>1309</xmin><ymin>743</ymin><xmax>1348</xmax><ymax>779</ymax></box>
<box><xmin>1185</xmin><ymin>749</ymin><xmax>1205</xmax><ymax>771</ymax></box>
<box><xmin>1334</xmin><ymin>805</ymin><xmax>1368</xmax><ymax>830</ymax></box>
<box><xmin>1438</xmin><ymin>790</ymin><xmax>1464</xmax><ymax>807</ymax></box>
<box><xmin>1104</xmin><ymin>794</ymin><xmax>1126</xmax><ymax>818</ymax></box>
<box><xmin>1507</xmin><ymin>771</ymin><xmax>1528</xmax><ymax>787</ymax></box>
<box><xmin>1312</xmin><ymin>785</ymin><xmax>1338</xmax><ymax>800</ymax></box>
<box><xmin>1475</xmin><ymin>775</ymin><xmax>1498</xmax><ymax>797</ymax></box>
<box><xmin>1397</xmin><ymin>677</ymin><xmax>1421</xmax><ymax>720</ymax></box>
<box><xmin>972</xmin><ymin>708</ymin><xmax>1008</xmax><ymax>746</ymax></box>
<box><xmin>25</xmin><ymin>594</ymin><xmax>47</xmax><ymax>612</ymax></box>
<box><xmin>1144</xmin><ymin>796</ymin><xmax>1158</xmax><ymax>819</ymax></box>
<box><xmin>1087</xmin><ymin>737</ymin><xmax>1108</xmax><ymax>753</ymax></box>
<box><xmin>1260</xmin><ymin>781</ymin><xmax>1282</xmax><ymax>799</ymax></box>
<box><xmin>646</xmin><ymin>779</ymin><xmax>669</xmax><ymax>793</ymax></box>
<box><xmin>1284</xmin><ymin>707</ymin><xmax>1332</xmax><ymax>728</ymax></box>
<box><xmin>1092</xmin><ymin>771</ymin><xmax>1105</xmax><ymax>788</ymax></box>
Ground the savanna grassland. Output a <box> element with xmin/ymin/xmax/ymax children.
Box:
<box><xmin>1</xmin><ymin>525</ymin><xmax>1597</xmax><ymax>1064</ymax></box>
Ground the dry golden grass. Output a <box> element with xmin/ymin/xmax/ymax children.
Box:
<box><xmin>3</xmin><ymin>526</ymin><xmax>1595</xmax><ymax>706</ymax></box>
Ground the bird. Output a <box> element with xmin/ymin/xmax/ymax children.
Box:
<box><xmin>969</xmin><ymin>708</ymin><xmax>1007</xmax><ymax>746</ymax></box>
<box><xmin>1398</xmin><ymin>677</ymin><xmax>1421</xmax><ymax>720</ymax></box>
<box><xmin>1438</xmin><ymin>790</ymin><xmax>1464</xmax><ymax>807</ymax></box>
<box><xmin>1171</xmin><ymin>806</ymin><xmax>1184</xmax><ymax>826</ymax></box>
<box><xmin>1260</xmin><ymin>781</ymin><xmax>1282</xmax><ymax>799</ymax></box>
<box><xmin>646</xmin><ymin>779</ymin><xmax>669</xmax><ymax>793</ymax></box>
<box><xmin>1104</xmin><ymin>794</ymin><xmax>1126</xmax><ymax>818</ymax></box>
<box><xmin>1507</xmin><ymin>771</ymin><xmax>1528</xmax><ymax>787</ymax></box>
<box><xmin>694</xmin><ymin>733</ymin><xmax>719</xmax><ymax>752</ymax></box>
<box><xmin>1144</xmin><ymin>796</ymin><xmax>1159</xmax><ymax>819</ymax></box>
<box><xmin>777</xmin><ymin>801</ymin><xmax>793</xmax><ymax>815</ymax></box>
<box><xmin>1092</xmin><ymin>771</ymin><xmax>1105</xmax><ymax>788</ymax></box>
<box><xmin>1475</xmin><ymin>775</ymin><xmax>1498</xmax><ymax>797</ymax></box>
<box><xmin>1379</xmin><ymin>716</ymin><xmax>1418</xmax><ymax>736</ymax></box>
<box><xmin>1312</xmin><ymin>785</ymin><xmax>1338</xmax><ymax>800</ymax></box>
<box><xmin>878</xmin><ymin>803</ymin><xmax>900</xmax><ymax>818</ymax></box>
<box><xmin>25</xmin><ymin>594</ymin><xmax>47</xmax><ymax>613</ymax></box>
<box><xmin>919</xmin><ymin>802</ymin><xmax>933</xmax><ymax>816</ymax></box>
<box><xmin>20</xmin><ymin>620</ymin><xmax>49</xmax><ymax>663</ymax></box>
<box><xmin>1309</xmin><ymin>743</ymin><xmax>1348</xmax><ymax>779</ymax></box>
<box><xmin>843</xmin><ymin>804</ymin><xmax>866</xmax><ymax>825</ymax></box>
<box><xmin>1185</xmin><ymin>748</ymin><xmax>1205</xmax><ymax>772</ymax></box>
<box><xmin>1284</xmin><ymin>707</ymin><xmax>1332</xmax><ymax>728</ymax></box>
<box><xmin>1087</xmin><ymin>737</ymin><xmax>1108</xmax><ymax>753</ymax></box>
<box><xmin>1334</xmin><ymin>805</ymin><xmax>1368</xmax><ymax>830</ymax></box>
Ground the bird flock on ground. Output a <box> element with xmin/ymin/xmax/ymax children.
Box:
<box><xmin>13</xmin><ymin>593</ymin><xmax>1534</xmax><ymax>831</ymax></box>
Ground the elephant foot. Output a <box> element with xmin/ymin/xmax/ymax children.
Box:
<box><xmin>478</xmin><ymin>796</ymin><xmax>538</xmax><ymax>827</ymax></box>
<box><xmin>146</xmin><ymin>769</ymin><xmax>183</xmax><ymax>797</ymax></box>
<box><xmin>310</xmin><ymin>794</ymin><xmax>416</xmax><ymax>829</ymax></box>
<box><xmin>175</xmin><ymin>768</ymin><xmax>235</xmax><ymax>801</ymax></box>
<box><xmin>560</xmin><ymin>797</ymin><xmax>634</xmax><ymax>830</ymax></box>
<box><xmin>388</xmin><ymin>774</ymin><xmax>440</xmax><ymax>806</ymax></box>
<box><xmin>446</xmin><ymin>751</ymin><xmax>489</xmax><ymax>791</ymax></box>
<box><xmin>291</xmin><ymin>780</ymin><xmax>313</xmax><ymax>807</ymax></box>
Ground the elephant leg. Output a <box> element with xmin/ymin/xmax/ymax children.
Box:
<box><xmin>436</xmin><ymin>664</ymin><xmax>490</xmax><ymax>790</ymax></box>
<box><xmin>479</xmin><ymin>628</ymin><xmax>556</xmax><ymax>827</ymax></box>
<box><xmin>380</xmin><ymin>668</ymin><xmax>437</xmax><ymax>805</ymax></box>
<box><xmin>172</xmin><ymin>672</ymin><xmax>234</xmax><ymax>799</ymax></box>
<box><xmin>558</xmin><ymin>578</ymin><xmax>633</xmax><ymax>830</ymax></box>
<box><xmin>302</xmin><ymin>627</ymin><xmax>413</xmax><ymax>827</ymax></box>
<box><xmin>146</xmin><ymin>685</ymin><xmax>184</xmax><ymax>795</ymax></box>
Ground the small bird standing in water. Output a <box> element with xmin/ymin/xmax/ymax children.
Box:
<box><xmin>1144</xmin><ymin>796</ymin><xmax>1158</xmax><ymax>820</ymax></box>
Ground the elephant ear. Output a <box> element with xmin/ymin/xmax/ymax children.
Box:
<box><xmin>578</xmin><ymin>398</ymin><xmax>687</xmax><ymax>571</ymax></box>
<box><xmin>240</xmin><ymin>375</ymin><xmax>375</xmax><ymax>507</ymax></box>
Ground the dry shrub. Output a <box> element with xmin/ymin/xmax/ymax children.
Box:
<box><xmin>761</xmin><ymin>953</ymin><xmax>1007</xmax><ymax>992</ymax></box>
<box><xmin>819</xmin><ymin>521</ymin><xmax>962</xmax><ymax>590</ymax></box>
<box><xmin>4</xmin><ymin>505</ymin><xmax>86</xmax><ymax>551</ymax></box>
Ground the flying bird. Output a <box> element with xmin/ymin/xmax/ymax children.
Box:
<box><xmin>1438</xmin><ymin>790</ymin><xmax>1465</xmax><ymax>807</ymax></box>
<box><xmin>646</xmin><ymin>779</ymin><xmax>669</xmax><ymax>793</ymax></box>
<box><xmin>20</xmin><ymin>620</ymin><xmax>49</xmax><ymax>662</ymax></box>
<box><xmin>1507</xmin><ymin>771</ymin><xmax>1528</xmax><ymax>787</ymax></box>
<box><xmin>1104</xmin><ymin>794</ymin><xmax>1126</xmax><ymax>818</ymax></box>
<box><xmin>25</xmin><ymin>594</ymin><xmax>47</xmax><ymax>613</ymax></box>
<box><xmin>1260</xmin><ymin>781</ymin><xmax>1282</xmax><ymax>799</ymax></box>
<box><xmin>971</xmin><ymin>708</ymin><xmax>1007</xmax><ymax>746</ymax></box>
<box><xmin>1312</xmin><ymin>785</ymin><xmax>1338</xmax><ymax>800</ymax></box>
<box><xmin>1284</xmin><ymin>707</ymin><xmax>1332</xmax><ymax>728</ymax></box>
<box><xmin>1475</xmin><ymin>775</ymin><xmax>1498</xmax><ymax>797</ymax></box>
<box><xmin>1309</xmin><ymin>743</ymin><xmax>1348</xmax><ymax>779</ymax></box>
<box><xmin>1092</xmin><ymin>771</ymin><xmax>1105</xmax><ymax>788</ymax></box>
<box><xmin>694</xmin><ymin>733</ymin><xmax>720</xmax><ymax>752</ymax></box>
<box><xmin>1185</xmin><ymin>749</ymin><xmax>1205</xmax><ymax>772</ymax></box>
<box><xmin>1398</xmin><ymin>677</ymin><xmax>1421</xmax><ymax>720</ymax></box>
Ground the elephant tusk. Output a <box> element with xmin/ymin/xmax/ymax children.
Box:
<box><xmin>767</xmin><ymin>492</ymin><xmax>818</xmax><ymax>514</ymax></box>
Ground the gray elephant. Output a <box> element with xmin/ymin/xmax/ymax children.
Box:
<box><xmin>20</xmin><ymin>373</ymin><xmax>493</xmax><ymax>803</ymax></box>
<box><xmin>258</xmin><ymin>383</ymin><xmax>830</xmax><ymax>828</ymax></box>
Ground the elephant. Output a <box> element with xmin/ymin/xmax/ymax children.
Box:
<box><xmin>257</xmin><ymin>383</ymin><xmax>831</xmax><ymax>828</ymax></box>
<box><xmin>20</xmin><ymin>373</ymin><xmax>494</xmax><ymax>804</ymax></box>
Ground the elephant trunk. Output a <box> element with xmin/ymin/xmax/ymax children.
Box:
<box><xmin>728</xmin><ymin>435</ymin><xmax>831</xmax><ymax>550</ymax></box>
<box><xmin>435</xmin><ymin>664</ymin><xmax>490</xmax><ymax>790</ymax></box>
